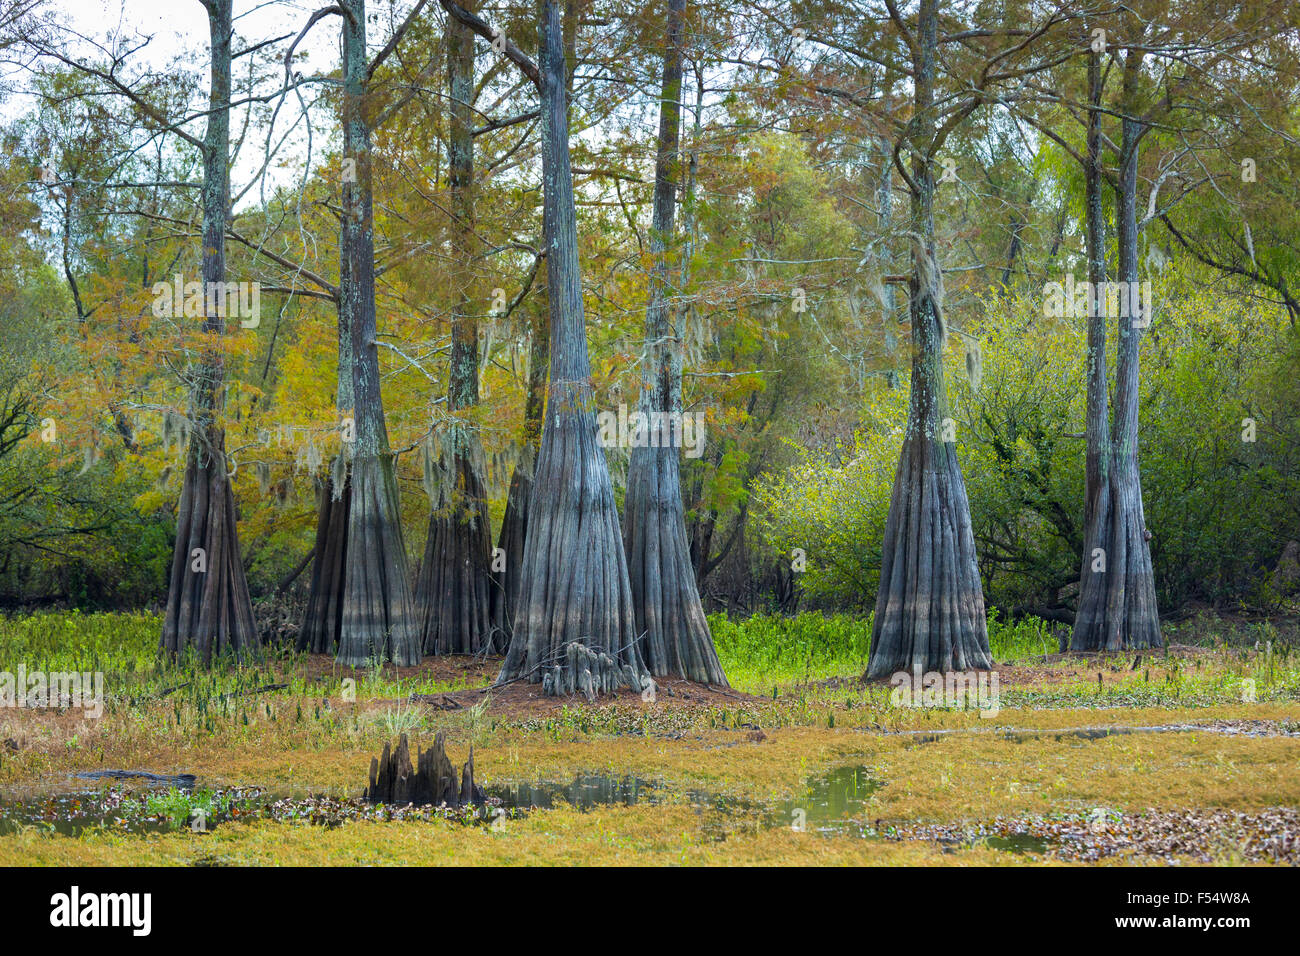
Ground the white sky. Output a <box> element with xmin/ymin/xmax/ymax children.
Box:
<box><xmin>5</xmin><ymin>0</ymin><xmax>675</xmax><ymax>218</ymax></box>
<box><xmin>6</xmin><ymin>0</ymin><xmax>414</xmax><ymax>204</ymax></box>
<box><xmin>46</xmin><ymin>0</ymin><xmax>344</xmax><ymax>72</ymax></box>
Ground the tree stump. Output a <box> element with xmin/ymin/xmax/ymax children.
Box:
<box><xmin>365</xmin><ymin>733</ymin><xmax>484</xmax><ymax>807</ymax></box>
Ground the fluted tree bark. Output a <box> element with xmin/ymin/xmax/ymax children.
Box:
<box><xmin>299</xmin><ymin>280</ymin><xmax>352</xmax><ymax>655</ymax></box>
<box><xmin>621</xmin><ymin>0</ymin><xmax>726</xmax><ymax>686</ymax></box>
<box><xmin>1071</xmin><ymin>45</ymin><xmax>1161</xmax><ymax>651</ymax></box>
<box><xmin>414</xmin><ymin>3</ymin><xmax>494</xmax><ymax>655</ymax></box>
<box><xmin>494</xmin><ymin>0</ymin><xmax>649</xmax><ymax>693</ymax></box>
<box><xmin>160</xmin><ymin>0</ymin><xmax>258</xmax><ymax>663</ymax></box>
<box><xmin>864</xmin><ymin>0</ymin><xmax>992</xmax><ymax>678</ymax></box>
<box><xmin>481</xmin><ymin>0</ymin><xmax>565</xmax><ymax>653</ymax></box>
<box><xmin>287</xmin><ymin>0</ymin><xmax>428</xmax><ymax>659</ymax></box>
<box><xmin>1072</xmin><ymin>41</ymin><xmax>1117</xmax><ymax>649</ymax></box>
<box><xmin>335</xmin><ymin>0</ymin><xmax>421</xmax><ymax>666</ymax></box>
<box><xmin>490</xmin><ymin>299</ymin><xmax>547</xmax><ymax>649</ymax></box>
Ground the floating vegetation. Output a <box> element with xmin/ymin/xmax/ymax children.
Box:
<box><xmin>884</xmin><ymin>807</ymin><xmax>1300</xmax><ymax>864</ymax></box>
<box><xmin>0</xmin><ymin>785</ymin><xmax>264</xmax><ymax>837</ymax></box>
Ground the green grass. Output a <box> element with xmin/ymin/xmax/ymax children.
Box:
<box><xmin>709</xmin><ymin>612</ymin><xmax>872</xmax><ymax>693</ymax></box>
<box><xmin>3</xmin><ymin>609</ymin><xmax>1300</xmax><ymax>871</ymax></box>
<box><xmin>0</xmin><ymin>609</ymin><xmax>158</xmax><ymax>674</ymax></box>
<box><xmin>0</xmin><ymin>610</ymin><xmax>482</xmax><ymax>710</ymax></box>
<box><xmin>5</xmin><ymin>610</ymin><xmax>1297</xmax><ymax>730</ymax></box>
<box><xmin>709</xmin><ymin>609</ymin><xmax>1066</xmax><ymax>693</ymax></box>
<box><xmin>986</xmin><ymin>609</ymin><xmax>1057</xmax><ymax>661</ymax></box>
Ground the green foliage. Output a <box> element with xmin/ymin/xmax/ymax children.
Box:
<box><xmin>709</xmin><ymin>608</ymin><xmax>1072</xmax><ymax>693</ymax></box>
<box><xmin>373</xmin><ymin>700</ymin><xmax>426</xmax><ymax>737</ymax></box>
<box><xmin>1139</xmin><ymin>278</ymin><xmax>1300</xmax><ymax>608</ymax></box>
<box><xmin>750</xmin><ymin>430</ymin><xmax>897</xmax><ymax>607</ymax></box>
<box><xmin>952</xmin><ymin>294</ymin><xmax>1086</xmax><ymax>611</ymax></box>
<box><xmin>0</xmin><ymin>146</ymin><xmax>168</xmax><ymax>611</ymax></box>
<box><xmin>753</xmin><ymin>282</ymin><xmax>1300</xmax><ymax>617</ymax></box>
<box><xmin>143</xmin><ymin>786</ymin><xmax>258</xmax><ymax>830</ymax></box>
<box><xmin>710</xmin><ymin>611</ymin><xmax>873</xmax><ymax>692</ymax></box>
<box><xmin>0</xmin><ymin>609</ymin><xmax>158</xmax><ymax>674</ymax></box>
<box><xmin>1</xmin><ymin>28</ymin><xmax>1295</xmax><ymax>631</ymax></box>
<box><xmin>985</xmin><ymin>608</ymin><xmax>1055</xmax><ymax>661</ymax></box>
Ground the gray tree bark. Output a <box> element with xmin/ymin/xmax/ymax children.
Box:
<box><xmin>864</xmin><ymin>0</ymin><xmax>992</xmax><ymax>678</ymax></box>
<box><xmin>160</xmin><ymin>0</ymin><xmax>258</xmax><ymax>663</ymax></box>
<box><xmin>299</xmin><ymin>276</ymin><xmax>353</xmax><ymax>655</ymax></box>
<box><xmin>879</xmin><ymin>134</ymin><xmax>899</xmax><ymax>386</ymax></box>
<box><xmin>621</xmin><ymin>0</ymin><xmax>726</xmax><ymax>686</ymax></box>
<box><xmin>415</xmin><ymin>6</ymin><xmax>494</xmax><ymax>655</ymax></box>
<box><xmin>490</xmin><ymin>301</ymin><xmax>547</xmax><ymax>650</ymax></box>
<box><xmin>488</xmin><ymin>0</ymin><xmax>564</xmax><ymax>654</ymax></box>
<box><xmin>1072</xmin><ymin>43</ymin><xmax>1114</xmax><ymax>649</ymax></box>
<box><xmin>335</xmin><ymin>0</ymin><xmax>421</xmax><ymax>666</ymax></box>
<box><xmin>1071</xmin><ymin>48</ymin><xmax>1161</xmax><ymax>651</ymax></box>
<box><xmin>496</xmin><ymin>0</ymin><xmax>649</xmax><ymax>695</ymax></box>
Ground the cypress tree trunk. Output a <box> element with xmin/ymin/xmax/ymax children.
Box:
<box><xmin>864</xmin><ymin>0</ymin><xmax>992</xmax><ymax>679</ymax></box>
<box><xmin>496</xmin><ymin>0</ymin><xmax>649</xmax><ymax>695</ymax></box>
<box><xmin>1072</xmin><ymin>51</ymin><xmax>1161</xmax><ymax>651</ymax></box>
<box><xmin>490</xmin><ymin>302</ymin><xmax>547</xmax><ymax>650</ymax></box>
<box><xmin>1071</xmin><ymin>44</ymin><xmax>1113</xmax><ymax>649</ymax></box>
<box><xmin>621</xmin><ymin>0</ymin><xmax>726</xmax><ymax>686</ymax></box>
<box><xmin>414</xmin><ymin>6</ymin><xmax>494</xmax><ymax>655</ymax></box>
<box><xmin>335</xmin><ymin>0</ymin><xmax>421</xmax><ymax>666</ymax></box>
<box><xmin>879</xmin><ymin>134</ymin><xmax>898</xmax><ymax>383</ymax></box>
<box><xmin>299</xmin><ymin>280</ymin><xmax>353</xmax><ymax>655</ymax></box>
<box><xmin>299</xmin><ymin>467</ymin><xmax>350</xmax><ymax>653</ymax></box>
<box><xmin>489</xmin><ymin>0</ymin><xmax>568</xmax><ymax>653</ymax></box>
<box><xmin>160</xmin><ymin>0</ymin><xmax>258</xmax><ymax>664</ymax></box>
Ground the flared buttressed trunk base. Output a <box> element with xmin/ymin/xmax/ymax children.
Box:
<box><xmin>1071</xmin><ymin>464</ymin><xmax>1162</xmax><ymax>652</ymax></box>
<box><xmin>865</xmin><ymin>432</ymin><xmax>993</xmax><ymax>679</ymax></box>
<box><xmin>490</xmin><ymin>455</ymin><xmax>533</xmax><ymax>653</ymax></box>
<box><xmin>415</xmin><ymin>444</ymin><xmax>494</xmax><ymax>655</ymax></box>
<box><xmin>299</xmin><ymin>471</ymin><xmax>351</xmax><ymax>654</ymax></box>
<box><xmin>511</xmin><ymin>0</ymin><xmax>647</xmax><ymax>697</ymax></box>
<box><xmin>498</xmin><ymin>392</ymin><xmax>649</xmax><ymax>696</ymax></box>
<box><xmin>161</xmin><ymin>429</ymin><xmax>259</xmax><ymax>663</ymax></box>
<box><xmin>624</xmin><ymin>443</ymin><xmax>728</xmax><ymax>686</ymax></box>
<box><xmin>336</xmin><ymin>453</ymin><xmax>421</xmax><ymax>666</ymax></box>
<box><xmin>1071</xmin><ymin>103</ymin><xmax>1161</xmax><ymax>654</ymax></box>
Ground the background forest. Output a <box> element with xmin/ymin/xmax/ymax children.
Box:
<box><xmin>0</xmin><ymin>0</ymin><xmax>1297</xmax><ymax>638</ymax></box>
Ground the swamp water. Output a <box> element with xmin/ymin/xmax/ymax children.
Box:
<box><xmin>0</xmin><ymin>764</ymin><xmax>1050</xmax><ymax>854</ymax></box>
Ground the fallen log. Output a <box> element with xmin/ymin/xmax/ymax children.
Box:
<box><xmin>408</xmin><ymin>693</ymin><xmax>463</xmax><ymax>710</ymax></box>
<box><xmin>74</xmin><ymin>770</ymin><xmax>197</xmax><ymax>787</ymax></box>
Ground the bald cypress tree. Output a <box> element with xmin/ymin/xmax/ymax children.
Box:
<box><xmin>490</xmin><ymin>300</ymin><xmax>547</xmax><ymax>651</ymax></box>
<box><xmin>160</xmin><ymin>0</ymin><xmax>258</xmax><ymax>663</ymax></box>
<box><xmin>864</xmin><ymin>0</ymin><xmax>992</xmax><ymax>678</ymax></box>
<box><xmin>414</xmin><ymin>5</ymin><xmax>494</xmax><ymax>655</ymax></box>
<box><xmin>1071</xmin><ymin>43</ymin><xmax>1161</xmax><ymax>652</ymax></box>
<box><xmin>495</xmin><ymin>0</ymin><xmax>649</xmax><ymax>693</ymax></box>
<box><xmin>334</xmin><ymin>0</ymin><xmax>420</xmax><ymax>666</ymax></box>
<box><xmin>298</xmin><ymin>285</ymin><xmax>352</xmax><ymax>655</ymax></box>
<box><xmin>622</xmin><ymin>0</ymin><xmax>726</xmax><ymax>686</ymax></box>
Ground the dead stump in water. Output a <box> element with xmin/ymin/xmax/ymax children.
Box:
<box><xmin>365</xmin><ymin>732</ymin><xmax>484</xmax><ymax>807</ymax></box>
